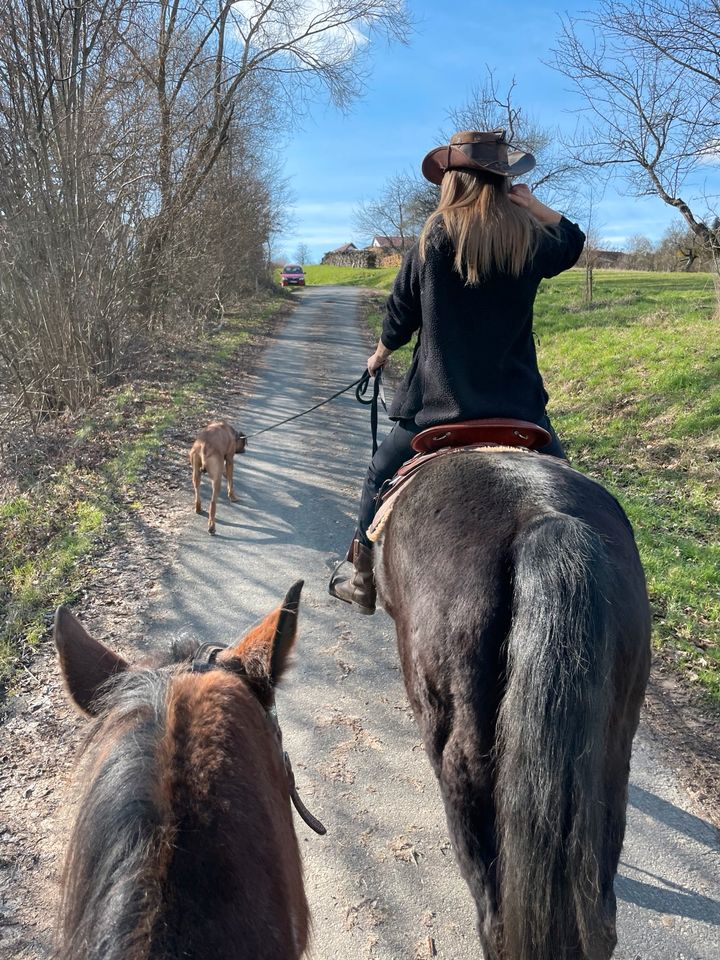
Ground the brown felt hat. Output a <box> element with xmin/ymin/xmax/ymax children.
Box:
<box><xmin>421</xmin><ymin>129</ymin><xmax>536</xmax><ymax>184</ymax></box>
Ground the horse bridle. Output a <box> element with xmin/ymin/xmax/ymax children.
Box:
<box><xmin>191</xmin><ymin>642</ymin><xmax>327</xmax><ymax>836</ymax></box>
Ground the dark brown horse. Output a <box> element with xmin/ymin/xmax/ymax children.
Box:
<box><xmin>374</xmin><ymin>450</ymin><xmax>651</xmax><ymax>960</ymax></box>
<box><xmin>54</xmin><ymin>581</ymin><xmax>315</xmax><ymax>960</ymax></box>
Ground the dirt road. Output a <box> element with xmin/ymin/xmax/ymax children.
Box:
<box><xmin>1</xmin><ymin>286</ymin><xmax>718</xmax><ymax>959</ymax></box>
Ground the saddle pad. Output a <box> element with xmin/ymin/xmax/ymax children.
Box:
<box><xmin>367</xmin><ymin>445</ymin><xmax>528</xmax><ymax>543</ymax></box>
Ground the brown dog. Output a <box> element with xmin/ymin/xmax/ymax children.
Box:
<box><xmin>189</xmin><ymin>421</ymin><xmax>246</xmax><ymax>534</ymax></box>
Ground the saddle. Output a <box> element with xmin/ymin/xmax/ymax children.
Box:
<box><xmin>367</xmin><ymin>418</ymin><xmax>550</xmax><ymax>543</ymax></box>
<box><xmin>410</xmin><ymin>418</ymin><xmax>550</xmax><ymax>455</ymax></box>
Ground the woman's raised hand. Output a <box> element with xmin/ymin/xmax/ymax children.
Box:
<box><xmin>508</xmin><ymin>183</ymin><xmax>533</xmax><ymax>207</ymax></box>
<box><xmin>509</xmin><ymin>183</ymin><xmax>562</xmax><ymax>225</ymax></box>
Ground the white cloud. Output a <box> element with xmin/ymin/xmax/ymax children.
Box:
<box><xmin>232</xmin><ymin>1</ymin><xmax>368</xmax><ymax>61</ymax></box>
<box><xmin>698</xmin><ymin>139</ymin><xmax>720</xmax><ymax>165</ymax></box>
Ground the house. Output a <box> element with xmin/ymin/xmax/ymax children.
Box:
<box><xmin>329</xmin><ymin>242</ymin><xmax>357</xmax><ymax>254</ymax></box>
<box><xmin>370</xmin><ymin>235</ymin><xmax>415</xmax><ymax>251</ymax></box>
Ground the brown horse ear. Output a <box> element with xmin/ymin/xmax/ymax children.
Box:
<box><xmin>54</xmin><ymin>606</ymin><xmax>129</xmax><ymax>716</ymax></box>
<box><xmin>220</xmin><ymin>580</ymin><xmax>303</xmax><ymax>685</ymax></box>
<box><xmin>269</xmin><ymin>580</ymin><xmax>303</xmax><ymax>682</ymax></box>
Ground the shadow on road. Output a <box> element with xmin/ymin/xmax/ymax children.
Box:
<box><xmin>617</xmin><ymin>870</ymin><xmax>720</xmax><ymax>924</ymax></box>
<box><xmin>629</xmin><ymin>783</ymin><xmax>718</xmax><ymax>848</ymax></box>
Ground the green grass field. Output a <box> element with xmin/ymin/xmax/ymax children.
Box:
<box><xmin>300</xmin><ymin>264</ymin><xmax>399</xmax><ymax>289</ymax></box>
<box><xmin>312</xmin><ymin>265</ymin><xmax>720</xmax><ymax>702</ymax></box>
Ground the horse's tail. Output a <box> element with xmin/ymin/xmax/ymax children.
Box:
<box><xmin>496</xmin><ymin>512</ymin><xmax>616</xmax><ymax>960</ymax></box>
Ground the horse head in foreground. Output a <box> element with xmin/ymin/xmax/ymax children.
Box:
<box><xmin>54</xmin><ymin>581</ymin><xmax>315</xmax><ymax>960</ymax></box>
<box><xmin>374</xmin><ymin>449</ymin><xmax>651</xmax><ymax>960</ymax></box>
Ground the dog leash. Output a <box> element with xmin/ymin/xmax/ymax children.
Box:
<box><xmin>245</xmin><ymin>369</ymin><xmax>386</xmax><ymax>454</ymax></box>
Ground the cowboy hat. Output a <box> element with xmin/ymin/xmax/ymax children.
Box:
<box><xmin>421</xmin><ymin>130</ymin><xmax>536</xmax><ymax>185</ymax></box>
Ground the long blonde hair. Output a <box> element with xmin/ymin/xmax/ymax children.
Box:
<box><xmin>419</xmin><ymin>170</ymin><xmax>542</xmax><ymax>284</ymax></box>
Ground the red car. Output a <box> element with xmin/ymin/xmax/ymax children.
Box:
<box><xmin>280</xmin><ymin>264</ymin><xmax>305</xmax><ymax>287</ymax></box>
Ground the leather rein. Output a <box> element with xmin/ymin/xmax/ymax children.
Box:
<box><xmin>191</xmin><ymin>642</ymin><xmax>327</xmax><ymax>836</ymax></box>
<box><xmin>244</xmin><ymin>369</ymin><xmax>386</xmax><ymax>455</ymax></box>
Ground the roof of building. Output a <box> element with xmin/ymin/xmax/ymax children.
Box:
<box><xmin>371</xmin><ymin>235</ymin><xmax>413</xmax><ymax>249</ymax></box>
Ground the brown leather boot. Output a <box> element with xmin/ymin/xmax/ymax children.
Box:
<box><xmin>328</xmin><ymin>539</ymin><xmax>376</xmax><ymax>615</ymax></box>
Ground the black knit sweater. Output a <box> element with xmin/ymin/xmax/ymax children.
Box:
<box><xmin>381</xmin><ymin>216</ymin><xmax>586</xmax><ymax>427</ymax></box>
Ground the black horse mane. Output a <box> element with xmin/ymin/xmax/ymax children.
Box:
<box><xmin>59</xmin><ymin>640</ymin><xmax>200</xmax><ymax>960</ymax></box>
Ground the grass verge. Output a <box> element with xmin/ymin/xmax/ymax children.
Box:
<box><xmin>0</xmin><ymin>298</ymin><xmax>287</xmax><ymax>685</ymax></box>
<box><xmin>364</xmin><ymin>268</ymin><xmax>719</xmax><ymax>703</ymax></box>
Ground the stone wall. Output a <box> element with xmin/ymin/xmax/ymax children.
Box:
<box><xmin>321</xmin><ymin>250</ymin><xmax>377</xmax><ymax>268</ymax></box>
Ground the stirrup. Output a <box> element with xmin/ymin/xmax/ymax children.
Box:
<box><xmin>328</xmin><ymin>557</ymin><xmax>352</xmax><ymax>602</ymax></box>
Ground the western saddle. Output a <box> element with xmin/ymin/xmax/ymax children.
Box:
<box><xmin>367</xmin><ymin>418</ymin><xmax>550</xmax><ymax>543</ymax></box>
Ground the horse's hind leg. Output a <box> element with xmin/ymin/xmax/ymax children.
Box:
<box><xmin>438</xmin><ymin>725</ymin><xmax>503</xmax><ymax>959</ymax></box>
<box><xmin>401</xmin><ymin>641</ymin><xmax>504</xmax><ymax>960</ymax></box>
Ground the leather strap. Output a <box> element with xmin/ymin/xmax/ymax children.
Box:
<box><xmin>189</xmin><ymin>647</ymin><xmax>326</xmax><ymax>835</ymax></box>
<box><xmin>355</xmin><ymin>368</ymin><xmax>386</xmax><ymax>455</ymax></box>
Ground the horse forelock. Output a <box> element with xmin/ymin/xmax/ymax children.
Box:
<box><xmin>146</xmin><ymin>669</ymin><xmax>303</xmax><ymax>956</ymax></box>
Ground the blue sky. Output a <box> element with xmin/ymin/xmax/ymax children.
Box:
<box><xmin>273</xmin><ymin>1</ymin><xmax>713</xmax><ymax>263</ymax></box>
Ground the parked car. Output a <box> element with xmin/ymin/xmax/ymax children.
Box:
<box><xmin>281</xmin><ymin>264</ymin><xmax>305</xmax><ymax>287</ymax></box>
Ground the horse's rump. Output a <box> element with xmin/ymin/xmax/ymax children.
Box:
<box><xmin>375</xmin><ymin>451</ymin><xmax>651</xmax><ymax>960</ymax></box>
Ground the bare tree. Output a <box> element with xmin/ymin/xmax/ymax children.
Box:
<box><xmin>0</xmin><ymin>0</ymin><xmax>410</xmax><ymax>421</ymax></box>
<box><xmin>624</xmin><ymin>235</ymin><xmax>656</xmax><ymax>271</ymax></box>
<box><xmin>353</xmin><ymin>171</ymin><xmax>423</xmax><ymax>246</ymax></box>
<box><xmin>577</xmin><ymin>192</ymin><xmax>606</xmax><ymax>303</ymax></box>
<box><xmin>129</xmin><ymin>0</ymin><xmax>411</xmax><ymax>317</ymax></box>
<box><xmin>446</xmin><ymin>72</ymin><xmax>579</xmax><ymax>207</ymax></box>
<box><xmin>0</xmin><ymin>0</ymin><xmax>149</xmax><ymax>420</ymax></box>
<box><xmin>553</xmin><ymin>0</ymin><xmax>720</xmax><ymax>273</ymax></box>
<box><xmin>293</xmin><ymin>243</ymin><xmax>312</xmax><ymax>265</ymax></box>
<box><xmin>657</xmin><ymin>220</ymin><xmax>709</xmax><ymax>270</ymax></box>
<box><xmin>405</xmin><ymin>178</ymin><xmax>441</xmax><ymax>228</ymax></box>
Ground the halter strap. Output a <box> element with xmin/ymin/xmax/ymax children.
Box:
<box><xmin>191</xmin><ymin>642</ymin><xmax>227</xmax><ymax>672</ymax></box>
<box><xmin>188</xmin><ymin>643</ymin><xmax>326</xmax><ymax>835</ymax></box>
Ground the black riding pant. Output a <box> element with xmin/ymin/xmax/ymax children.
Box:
<box><xmin>355</xmin><ymin>416</ymin><xmax>567</xmax><ymax>547</ymax></box>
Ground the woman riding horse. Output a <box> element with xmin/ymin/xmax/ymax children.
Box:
<box><xmin>329</xmin><ymin>129</ymin><xmax>585</xmax><ymax>614</ymax></box>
